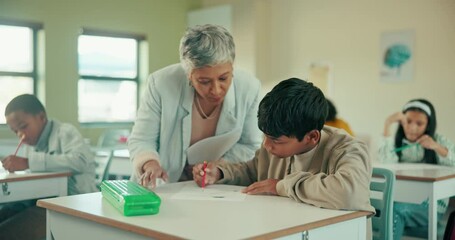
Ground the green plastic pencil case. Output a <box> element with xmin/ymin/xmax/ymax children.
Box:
<box><xmin>100</xmin><ymin>180</ymin><xmax>161</xmax><ymax>216</ymax></box>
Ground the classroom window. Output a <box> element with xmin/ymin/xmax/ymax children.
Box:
<box><xmin>78</xmin><ymin>30</ymin><xmax>144</xmax><ymax>124</ymax></box>
<box><xmin>0</xmin><ymin>22</ymin><xmax>41</xmax><ymax>125</ymax></box>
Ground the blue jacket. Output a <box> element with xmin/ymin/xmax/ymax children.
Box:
<box><xmin>128</xmin><ymin>64</ymin><xmax>262</xmax><ymax>183</ymax></box>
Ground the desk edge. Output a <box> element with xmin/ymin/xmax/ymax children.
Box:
<box><xmin>37</xmin><ymin>198</ymin><xmax>371</xmax><ymax>239</ymax></box>
<box><xmin>249</xmin><ymin>210</ymin><xmax>371</xmax><ymax>239</ymax></box>
<box><xmin>0</xmin><ymin>172</ymin><xmax>71</xmax><ymax>183</ymax></box>
<box><xmin>37</xmin><ymin>199</ymin><xmax>184</xmax><ymax>239</ymax></box>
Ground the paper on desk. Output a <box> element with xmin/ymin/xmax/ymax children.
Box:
<box><xmin>0</xmin><ymin>169</ymin><xmax>29</xmax><ymax>178</ymax></box>
<box><xmin>171</xmin><ymin>183</ymin><xmax>246</xmax><ymax>201</ymax></box>
<box><xmin>187</xmin><ymin>129</ymin><xmax>241</xmax><ymax>165</ymax></box>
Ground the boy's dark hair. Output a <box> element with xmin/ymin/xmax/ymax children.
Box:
<box><xmin>395</xmin><ymin>98</ymin><xmax>437</xmax><ymax>164</ymax></box>
<box><xmin>5</xmin><ymin>94</ymin><xmax>46</xmax><ymax>116</ymax></box>
<box><xmin>258</xmin><ymin>78</ymin><xmax>328</xmax><ymax>141</ymax></box>
<box><xmin>326</xmin><ymin>98</ymin><xmax>337</xmax><ymax>121</ymax></box>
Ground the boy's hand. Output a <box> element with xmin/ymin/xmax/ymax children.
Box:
<box><xmin>1</xmin><ymin>155</ymin><xmax>29</xmax><ymax>172</ymax></box>
<box><xmin>242</xmin><ymin>179</ymin><xmax>279</xmax><ymax>195</ymax></box>
<box><xmin>141</xmin><ymin>159</ymin><xmax>168</xmax><ymax>188</ymax></box>
<box><xmin>192</xmin><ymin>162</ymin><xmax>221</xmax><ymax>187</ymax></box>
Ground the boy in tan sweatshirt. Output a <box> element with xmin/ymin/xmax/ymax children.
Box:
<box><xmin>193</xmin><ymin>78</ymin><xmax>374</xmax><ymax>214</ymax></box>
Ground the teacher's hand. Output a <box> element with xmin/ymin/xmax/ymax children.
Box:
<box><xmin>141</xmin><ymin>159</ymin><xmax>168</xmax><ymax>188</ymax></box>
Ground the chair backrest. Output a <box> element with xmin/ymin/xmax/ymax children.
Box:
<box><xmin>97</xmin><ymin>129</ymin><xmax>130</xmax><ymax>148</ymax></box>
<box><xmin>370</xmin><ymin>167</ymin><xmax>395</xmax><ymax>240</ymax></box>
<box><xmin>94</xmin><ymin>150</ymin><xmax>114</xmax><ymax>187</ymax></box>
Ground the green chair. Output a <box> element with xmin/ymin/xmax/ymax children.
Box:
<box><xmin>370</xmin><ymin>167</ymin><xmax>395</xmax><ymax>240</ymax></box>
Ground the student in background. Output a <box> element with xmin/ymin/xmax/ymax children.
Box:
<box><xmin>0</xmin><ymin>94</ymin><xmax>97</xmax><ymax>239</ymax></box>
<box><xmin>378</xmin><ymin>98</ymin><xmax>455</xmax><ymax>239</ymax></box>
<box><xmin>128</xmin><ymin>24</ymin><xmax>262</xmax><ymax>188</ymax></box>
<box><xmin>193</xmin><ymin>78</ymin><xmax>374</xmax><ymax>214</ymax></box>
<box><xmin>325</xmin><ymin>98</ymin><xmax>354</xmax><ymax>136</ymax></box>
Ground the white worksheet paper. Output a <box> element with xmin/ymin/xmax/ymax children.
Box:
<box><xmin>171</xmin><ymin>183</ymin><xmax>246</xmax><ymax>201</ymax></box>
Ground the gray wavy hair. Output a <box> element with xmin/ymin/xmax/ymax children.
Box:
<box><xmin>179</xmin><ymin>24</ymin><xmax>235</xmax><ymax>74</ymax></box>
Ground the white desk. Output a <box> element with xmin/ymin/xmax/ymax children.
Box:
<box><xmin>92</xmin><ymin>147</ymin><xmax>131</xmax><ymax>178</ymax></box>
<box><xmin>374</xmin><ymin>162</ymin><xmax>455</xmax><ymax>240</ymax></box>
<box><xmin>38</xmin><ymin>181</ymin><xmax>370</xmax><ymax>240</ymax></box>
<box><xmin>109</xmin><ymin>149</ymin><xmax>132</xmax><ymax>177</ymax></box>
<box><xmin>0</xmin><ymin>170</ymin><xmax>70</xmax><ymax>204</ymax></box>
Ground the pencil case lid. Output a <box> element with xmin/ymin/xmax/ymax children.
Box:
<box><xmin>100</xmin><ymin>180</ymin><xmax>161</xmax><ymax>216</ymax></box>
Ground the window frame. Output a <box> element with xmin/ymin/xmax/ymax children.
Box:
<box><xmin>78</xmin><ymin>28</ymin><xmax>145</xmax><ymax>126</ymax></box>
<box><xmin>0</xmin><ymin>19</ymin><xmax>42</xmax><ymax>126</ymax></box>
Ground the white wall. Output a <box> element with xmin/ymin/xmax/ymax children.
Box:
<box><xmin>202</xmin><ymin>0</ymin><xmax>455</xmax><ymax>160</ymax></box>
<box><xmin>188</xmin><ymin>5</ymin><xmax>232</xmax><ymax>32</ymax></box>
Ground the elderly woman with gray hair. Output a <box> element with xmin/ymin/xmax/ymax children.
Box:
<box><xmin>128</xmin><ymin>24</ymin><xmax>262</xmax><ymax>187</ymax></box>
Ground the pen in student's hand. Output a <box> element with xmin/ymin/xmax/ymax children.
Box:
<box><xmin>13</xmin><ymin>137</ymin><xmax>24</xmax><ymax>156</ymax></box>
<box><xmin>202</xmin><ymin>161</ymin><xmax>207</xmax><ymax>189</ymax></box>
<box><xmin>391</xmin><ymin>143</ymin><xmax>418</xmax><ymax>153</ymax></box>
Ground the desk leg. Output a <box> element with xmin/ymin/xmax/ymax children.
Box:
<box><xmin>59</xmin><ymin>177</ymin><xmax>68</xmax><ymax>196</ymax></box>
<box><xmin>429</xmin><ymin>187</ymin><xmax>437</xmax><ymax>240</ymax></box>
<box><xmin>46</xmin><ymin>210</ymin><xmax>52</xmax><ymax>240</ymax></box>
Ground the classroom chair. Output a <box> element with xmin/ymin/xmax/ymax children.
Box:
<box><xmin>94</xmin><ymin>149</ymin><xmax>114</xmax><ymax>188</ymax></box>
<box><xmin>96</xmin><ymin>129</ymin><xmax>131</xmax><ymax>180</ymax></box>
<box><xmin>97</xmin><ymin>129</ymin><xmax>130</xmax><ymax>148</ymax></box>
<box><xmin>370</xmin><ymin>167</ymin><xmax>395</xmax><ymax>240</ymax></box>
<box><xmin>403</xmin><ymin>204</ymin><xmax>450</xmax><ymax>239</ymax></box>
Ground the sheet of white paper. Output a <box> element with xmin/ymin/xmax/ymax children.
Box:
<box><xmin>171</xmin><ymin>183</ymin><xmax>246</xmax><ymax>201</ymax></box>
<box><xmin>186</xmin><ymin>129</ymin><xmax>241</xmax><ymax>165</ymax></box>
<box><xmin>0</xmin><ymin>169</ymin><xmax>30</xmax><ymax>178</ymax></box>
